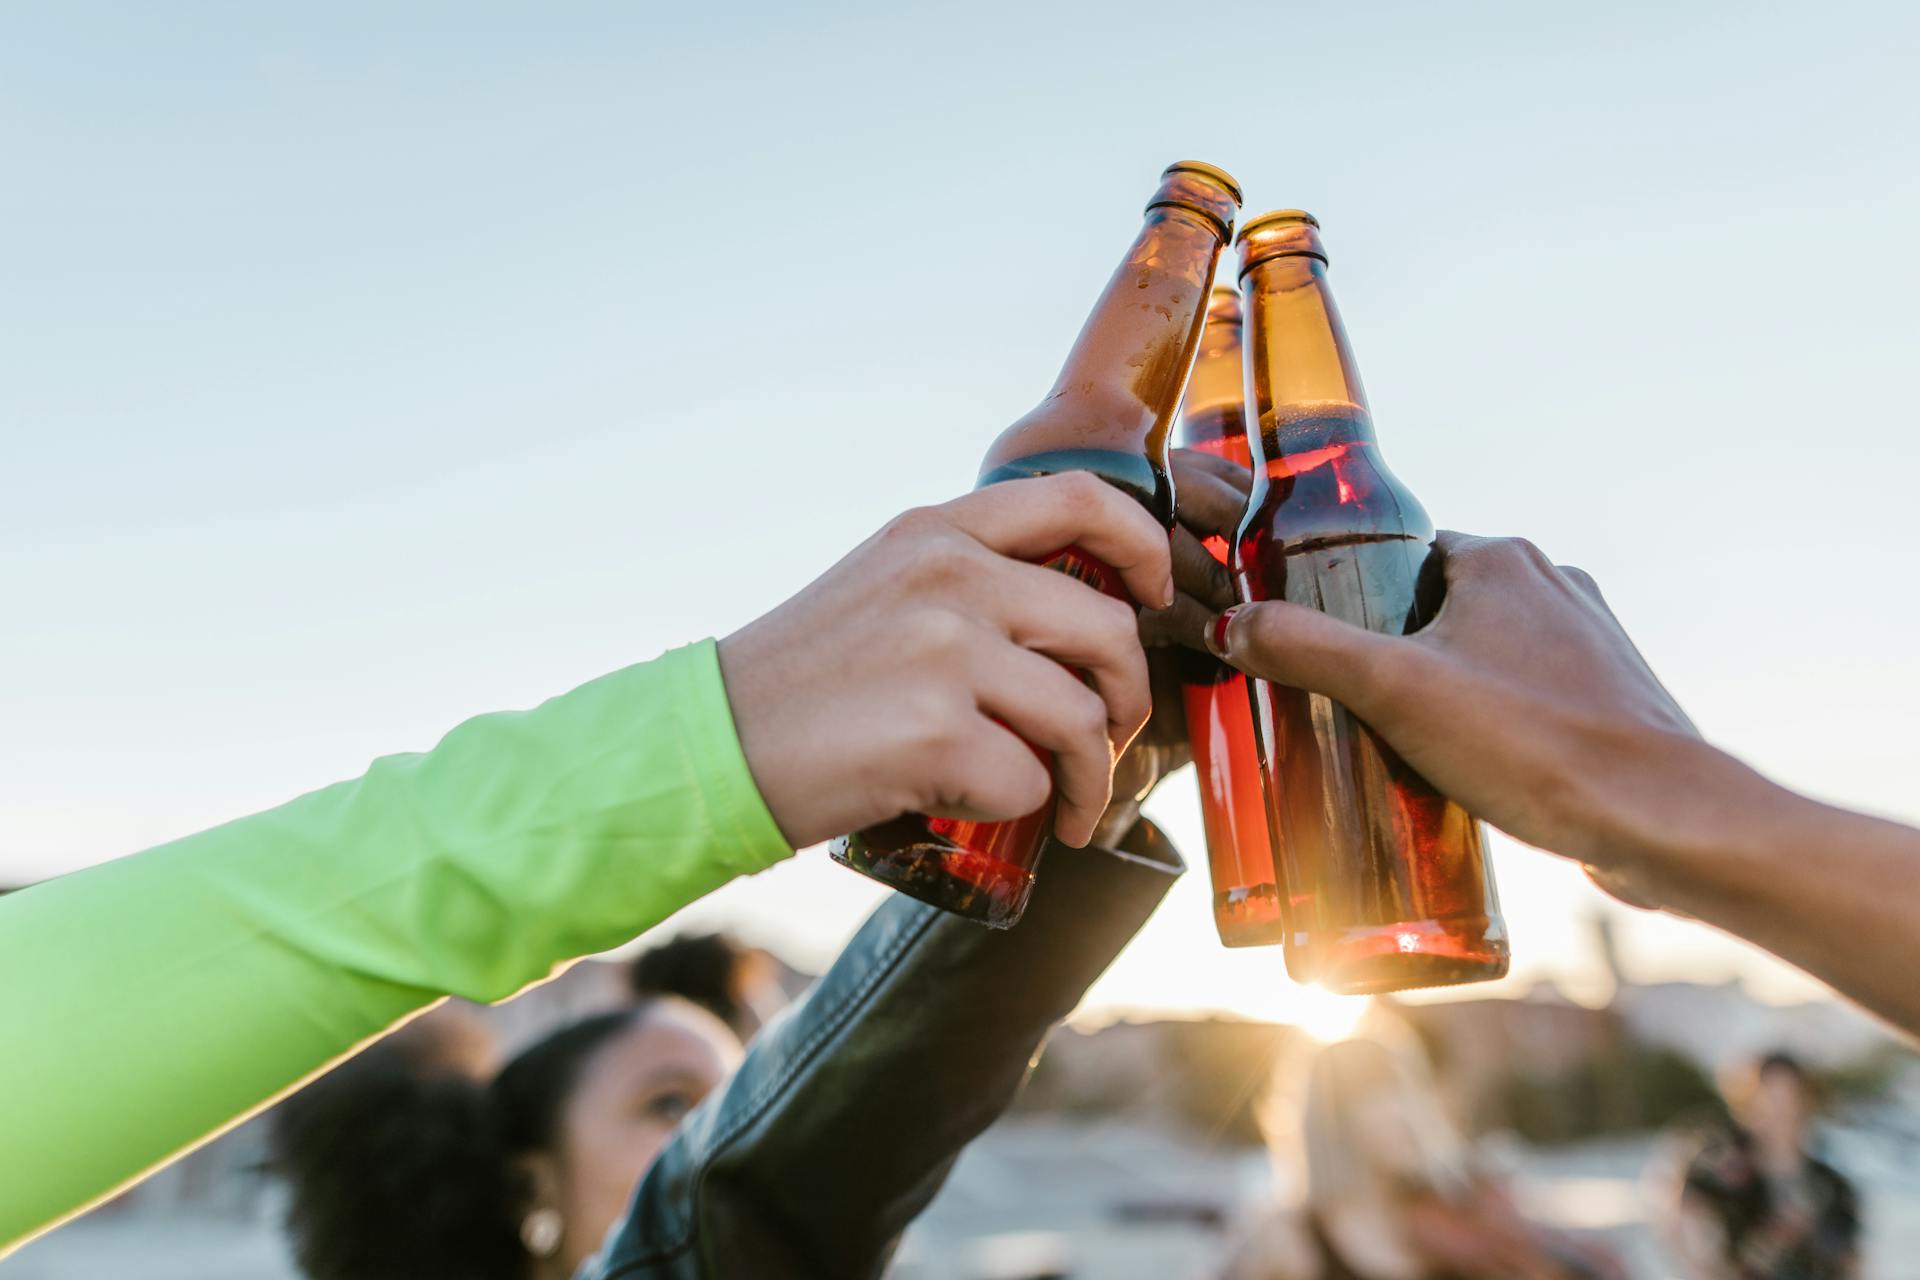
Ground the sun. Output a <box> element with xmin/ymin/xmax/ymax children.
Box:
<box><xmin>1084</xmin><ymin>925</ymin><xmax>1373</xmax><ymax>1042</ymax></box>
<box><xmin>1234</xmin><ymin>979</ymin><xmax>1371</xmax><ymax>1043</ymax></box>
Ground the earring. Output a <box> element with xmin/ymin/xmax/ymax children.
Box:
<box><xmin>520</xmin><ymin>1206</ymin><xmax>564</xmax><ymax>1258</ymax></box>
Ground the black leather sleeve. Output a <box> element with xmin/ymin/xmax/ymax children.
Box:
<box><xmin>584</xmin><ymin>822</ymin><xmax>1183</xmax><ymax>1280</ymax></box>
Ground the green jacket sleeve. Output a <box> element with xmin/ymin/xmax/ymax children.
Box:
<box><xmin>0</xmin><ymin>639</ymin><xmax>792</xmax><ymax>1251</ymax></box>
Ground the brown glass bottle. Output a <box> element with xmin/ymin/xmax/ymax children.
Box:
<box><xmin>1233</xmin><ymin>210</ymin><xmax>1508</xmax><ymax>992</ymax></box>
<box><xmin>830</xmin><ymin>161</ymin><xmax>1242</xmax><ymax>929</ymax></box>
<box><xmin>1175</xmin><ymin>285</ymin><xmax>1284</xmax><ymax>947</ymax></box>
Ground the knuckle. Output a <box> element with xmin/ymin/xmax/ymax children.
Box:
<box><xmin>897</xmin><ymin>534</ymin><xmax>971</xmax><ymax>591</ymax></box>
<box><xmin>1012</xmin><ymin>760</ymin><xmax>1054</xmax><ymax>813</ymax></box>
<box><xmin>1096</xmin><ymin>592</ymin><xmax>1141</xmax><ymax>642</ymax></box>
<box><xmin>1558</xmin><ymin>564</ymin><xmax>1600</xmax><ymax>591</ymax></box>
<box><xmin>1051</xmin><ymin>469</ymin><xmax>1110</xmax><ymax>510</ymax></box>
<box><xmin>962</xmin><ymin>744</ymin><xmax>1050</xmax><ymax>814</ymax></box>
<box><xmin>880</xmin><ymin>505</ymin><xmax>943</xmax><ymax>544</ymax></box>
<box><xmin>904</xmin><ymin>688</ymin><xmax>971</xmax><ymax>758</ymax></box>
<box><xmin>1069</xmin><ymin>686</ymin><xmax>1110</xmax><ymax>740</ymax></box>
<box><xmin>1237</xmin><ymin>602</ymin><xmax>1285</xmax><ymax>656</ymax></box>
<box><xmin>1051</xmin><ymin>751</ymin><xmax>1103</xmax><ymax>804</ymax></box>
<box><xmin>1454</xmin><ymin>535</ymin><xmax>1549</xmax><ymax>581</ymax></box>
<box><xmin>904</xmin><ymin>606</ymin><xmax>972</xmax><ymax>660</ymax></box>
<box><xmin>1503</xmin><ymin>537</ymin><xmax>1555</xmax><ymax>573</ymax></box>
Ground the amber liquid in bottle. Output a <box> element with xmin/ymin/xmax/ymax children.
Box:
<box><xmin>1175</xmin><ymin>286</ymin><xmax>1284</xmax><ymax>947</ymax></box>
<box><xmin>831</xmin><ymin>162</ymin><xmax>1242</xmax><ymax>928</ymax></box>
<box><xmin>1234</xmin><ymin>211</ymin><xmax>1508</xmax><ymax>991</ymax></box>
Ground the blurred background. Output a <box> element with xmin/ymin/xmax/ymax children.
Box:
<box><xmin>3</xmin><ymin>0</ymin><xmax>1917</xmax><ymax>1275</ymax></box>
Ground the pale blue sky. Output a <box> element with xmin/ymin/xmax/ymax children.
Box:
<box><xmin>5</xmin><ymin>1</ymin><xmax>1917</xmax><ymax>1015</ymax></box>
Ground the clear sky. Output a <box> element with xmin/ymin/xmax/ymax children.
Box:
<box><xmin>5</xmin><ymin>1</ymin><xmax>1917</xmax><ymax>1022</ymax></box>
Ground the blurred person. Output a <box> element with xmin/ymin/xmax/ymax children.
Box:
<box><xmin>271</xmin><ymin>997</ymin><xmax>741</xmax><ymax>1280</ymax></box>
<box><xmin>385</xmin><ymin>999</ymin><xmax>507</xmax><ymax>1080</ymax></box>
<box><xmin>1659</xmin><ymin>1051</ymin><xmax>1860</xmax><ymax>1280</ymax></box>
<box><xmin>1219</xmin><ymin>1029</ymin><xmax>1625</xmax><ymax>1280</ymax></box>
<box><xmin>1212</xmin><ymin>533</ymin><xmax>1920</xmax><ymax>1037</ymax></box>
<box><xmin>0</xmin><ymin>468</ymin><xmax>1201</xmax><ymax>1252</ymax></box>
<box><xmin>175</xmin><ymin>1002</ymin><xmax>504</xmax><ymax>1222</ymax></box>
<box><xmin>626</xmin><ymin>932</ymin><xmax>792</xmax><ymax>1041</ymax></box>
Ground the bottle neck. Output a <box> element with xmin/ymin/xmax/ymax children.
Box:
<box><xmin>983</xmin><ymin>204</ymin><xmax>1230</xmax><ymax>510</ymax></box>
<box><xmin>1177</xmin><ymin>294</ymin><xmax>1247</xmax><ymax>460</ymax></box>
<box><xmin>1241</xmin><ymin>253</ymin><xmax>1375</xmax><ymax>463</ymax></box>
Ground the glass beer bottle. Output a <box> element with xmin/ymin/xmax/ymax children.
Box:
<box><xmin>831</xmin><ymin>161</ymin><xmax>1243</xmax><ymax>928</ymax></box>
<box><xmin>1175</xmin><ymin>285</ymin><xmax>1285</xmax><ymax>947</ymax></box>
<box><xmin>1233</xmin><ymin>210</ymin><xmax>1509</xmax><ymax>992</ymax></box>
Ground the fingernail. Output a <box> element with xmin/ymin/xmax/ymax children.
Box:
<box><xmin>1207</xmin><ymin>606</ymin><xmax>1240</xmax><ymax>658</ymax></box>
<box><xmin>1161</xmin><ymin>576</ymin><xmax>1177</xmax><ymax>610</ymax></box>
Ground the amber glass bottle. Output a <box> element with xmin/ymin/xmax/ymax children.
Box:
<box><xmin>1234</xmin><ymin>210</ymin><xmax>1508</xmax><ymax>991</ymax></box>
<box><xmin>1175</xmin><ymin>285</ymin><xmax>1283</xmax><ymax>946</ymax></box>
<box><xmin>831</xmin><ymin>162</ymin><xmax>1242</xmax><ymax>928</ymax></box>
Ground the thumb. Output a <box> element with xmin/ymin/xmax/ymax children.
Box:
<box><xmin>1208</xmin><ymin>601</ymin><xmax>1408</xmax><ymax>713</ymax></box>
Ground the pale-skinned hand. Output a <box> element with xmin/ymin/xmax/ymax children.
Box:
<box><xmin>719</xmin><ymin>472</ymin><xmax>1175</xmax><ymax>851</ymax></box>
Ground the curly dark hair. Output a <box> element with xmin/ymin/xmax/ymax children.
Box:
<box><xmin>269</xmin><ymin>1009</ymin><xmax>643</xmax><ymax>1280</ymax></box>
<box><xmin>626</xmin><ymin>932</ymin><xmax>751</xmax><ymax>1033</ymax></box>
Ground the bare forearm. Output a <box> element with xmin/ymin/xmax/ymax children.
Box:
<box><xmin>1633</xmin><ymin>745</ymin><xmax>1920</xmax><ymax>1036</ymax></box>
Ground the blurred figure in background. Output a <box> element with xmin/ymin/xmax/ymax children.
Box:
<box><xmin>626</xmin><ymin>931</ymin><xmax>793</xmax><ymax>1042</ymax></box>
<box><xmin>1220</xmin><ymin>1027</ymin><xmax>1624</xmax><ymax>1280</ymax></box>
<box><xmin>1661</xmin><ymin>1051</ymin><xmax>1860</xmax><ymax>1280</ymax></box>
<box><xmin>270</xmin><ymin>996</ymin><xmax>741</xmax><ymax>1280</ymax></box>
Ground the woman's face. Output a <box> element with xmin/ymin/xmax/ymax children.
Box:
<box><xmin>545</xmin><ymin>1003</ymin><xmax>744</xmax><ymax>1275</ymax></box>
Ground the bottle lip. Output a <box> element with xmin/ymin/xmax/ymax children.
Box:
<box><xmin>1236</xmin><ymin>208</ymin><xmax>1321</xmax><ymax>239</ymax></box>
<box><xmin>1235</xmin><ymin>208</ymin><xmax>1328</xmax><ymax>277</ymax></box>
<box><xmin>1145</xmin><ymin>161</ymin><xmax>1243</xmax><ymax>242</ymax></box>
<box><xmin>1161</xmin><ymin>160</ymin><xmax>1244</xmax><ymax>204</ymax></box>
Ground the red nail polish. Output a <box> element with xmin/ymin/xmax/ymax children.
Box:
<box><xmin>1207</xmin><ymin>606</ymin><xmax>1239</xmax><ymax>657</ymax></box>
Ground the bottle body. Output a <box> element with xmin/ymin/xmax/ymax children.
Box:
<box><xmin>1235</xmin><ymin>213</ymin><xmax>1508</xmax><ymax>991</ymax></box>
<box><xmin>1174</xmin><ymin>290</ymin><xmax>1284</xmax><ymax>947</ymax></box>
<box><xmin>831</xmin><ymin>163</ymin><xmax>1241</xmax><ymax>928</ymax></box>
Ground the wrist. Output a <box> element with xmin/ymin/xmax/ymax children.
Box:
<box><xmin>714</xmin><ymin>629</ymin><xmax>812</xmax><ymax>849</ymax></box>
<box><xmin>1602</xmin><ymin>737</ymin><xmax>1806</xmax><ymax>915</ymax></box>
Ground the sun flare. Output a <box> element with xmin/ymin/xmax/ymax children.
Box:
<box><xmin>1233</xmin><ymin>980</ymin><xmax>1370</xmax><ymax>1043</ymax></box>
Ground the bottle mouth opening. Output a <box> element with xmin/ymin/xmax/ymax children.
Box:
<box><xmin>1235</xmin><ymin>209</ymin><xmax>1320</xmax><ymax>241</ymax></box>
<box><xmin>1145</xmin><ymin>160</ymin><xmax>1243</xmax><ymax>242</ymax></box>
<box><xmin>1161</xmin><ymin>160</ymin><xmax>1244</xmax><ymax>204</ymax></box>
<box><xmin>1235</xmin><ymin>208</ymin><xmax>1328</xmax><ymax>277</ymax></box>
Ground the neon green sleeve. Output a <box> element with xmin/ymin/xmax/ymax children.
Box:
<box><xmin>0</xmin><ymin>639</ymin><xmax>792</xmax><ymax>1251</ymax></box>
